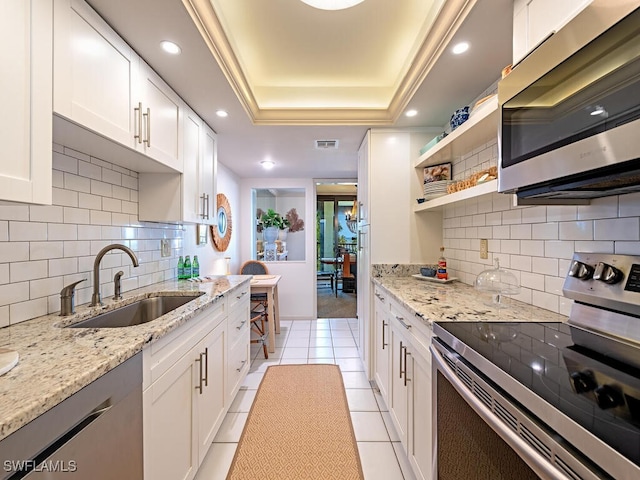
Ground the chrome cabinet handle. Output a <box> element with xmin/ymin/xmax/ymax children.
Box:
<box><xmin>237</xmin><ymin>291</ymin><xmax>247</xmax><ymax>299</ymax></box>
<box><xmin>374</xmin><ymin>292</ymin><xmax>385</xmax><ymax>302</ymax></box>
<box><xmin>134</xmin><ymin>102</ymin><xmax>142</xmax><ymax>144</ymax></box>
<box><xmin>203</xmin><ymin>348</ymin><xmax>209</xmax><ymax>387</ymax></box>
<box><xmin>200</xmin><ymin>194</ymin><xmax>208</xmax><ymax>219</ymax></box>
<box><xmin>404</xmin><ymin>347</ymin><xmax>411</xmax><ymax>387</ymax></box>
<box><xmin>205</xmin><ymin>194</ymin><xmax>210</xmax><ymax>219</ymax></box>
<box><xmin>395</xmin><ymin>315</ymin><xmax>411</xmax><ymax>330</ymax></box>
<box><xmin>195</xmin><ymin>354</ymin><xmax>204</xmax><ymax>394</ymax></box>
<box><xmin>382</xmin><ymin>320</ymin><xmax>388</xmax><ymax>350</ymax></box>
<box><xmin>236</xmin><ymin>320</ymin><xmax>247</xmax><ymax>330</ymax></box>
<box><xmin>236</xmin><ymin>359</ymin><xmax>247</xmax><ymax>372</ymax></box>
<box><xmin>399</xmin><ymin>341</ymin><xmax>404</xmax><ymax>379</ymax></box>
<box><xmin>143</xmin><ymin>107</ymin><xmax>151</xmax><ymax>147</ymax></box>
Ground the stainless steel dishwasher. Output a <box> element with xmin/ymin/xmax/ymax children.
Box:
<box><xmin>0</xmin><ymin>353</ymin><xmax>142</xmax><ymax>479</ymax></box>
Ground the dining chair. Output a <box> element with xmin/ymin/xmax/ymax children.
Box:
<box><xmin>250</xmin><ymin>307</ymin><xmax>268</xmax><ymax>359</ymax></box>
<box><xmin>240</xmin><ymin>260</ymin><xmax>270</xmax><ymax>319</ymax></box>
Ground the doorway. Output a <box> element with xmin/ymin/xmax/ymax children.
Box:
<box><xmin>316</xmin><ymin>184</ymin><xmax>357</xmax><ymax>319</ymax></box>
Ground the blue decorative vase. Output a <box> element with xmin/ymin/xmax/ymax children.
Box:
<box><xmin>449</xmin><ymin>106</ymin><xmax>470</xmax><ymax>131</ymax></box>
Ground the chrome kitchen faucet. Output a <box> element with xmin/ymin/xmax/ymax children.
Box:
<box><xmin>91</xmin><ymin>244</ymin><xmax>139</xmax><ymax>306</ymax></box>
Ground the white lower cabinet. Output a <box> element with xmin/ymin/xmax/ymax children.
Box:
<box><xmin>142</xmin><ymin>286</ymin><xmax>249</xmax><ymax>480</ymax></box>
<box><xmin>373</xmin><ymin>287</ymin><xmax>390</xmax><ymax>403</ymax></box>
<box><xmin>374</xmin><ymin>285</ymin><xmax>433</xmax><ymax>480</ymax></box>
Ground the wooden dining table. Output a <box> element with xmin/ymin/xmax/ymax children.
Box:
<box><xmin>250</xmin><ymin>274</ymin><xmax>281</xmax><ymax>353</ymax></box>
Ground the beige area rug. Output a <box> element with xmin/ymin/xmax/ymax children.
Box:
<box><xmin>227</xmin><ymin>364</ymin><xmax>364</xmax><ymax>480</ymax></box>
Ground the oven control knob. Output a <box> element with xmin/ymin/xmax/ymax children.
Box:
<box><xmin>594</xmin><ymin>385</ymin><xmax>624</xmax><ymax>409</ymax></box>
<box><xmin>568</xmin><ymin>261</ymin><xmax>594</xmax><ymax>280</ymax></box>
<box><xmin>593</xmin><ymin>262</ymin><xmax>623</xmax><ymax>284</ymax></box>
<box><xmin>570</xmin><ymin>370</ymin><xmax>597</xmax><ymax>393</ymax></box>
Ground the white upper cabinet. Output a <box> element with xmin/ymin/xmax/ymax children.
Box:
<box><xmin>53</xmin><ymin>0</ymin><xmax>183</xmax><ymax>172</ymax></box>
<box><xmin>138</xmin><ymin>106</ymin><xmax>217</xmax><ymax>225</ymax></box>
<box><xmin>0</xmin><ymin>0</ymin><xmax>53</xmax><ymax>204</ymax></box>
<box><xmin>513</xmin><ymin>0</ymin><xmax>592</xmax><ymax>65</ymax></box>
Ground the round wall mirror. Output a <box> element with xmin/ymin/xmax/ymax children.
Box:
<box><xmin>211</xmin><ymin>193</ymin><xmax>232</xmax><ymax>251</ymax></box>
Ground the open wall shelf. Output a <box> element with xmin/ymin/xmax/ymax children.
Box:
<box><xmin>414</xmin><ymin>180</ymin><xmax>498</xmax><ymax>212</ymax></box>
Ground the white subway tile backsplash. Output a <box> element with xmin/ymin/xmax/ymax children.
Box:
<box><xmin>532</xmin><ymin>223</ymin><xmax>558</xmax><ymax>240</ymax></box>
<box><xmin>9</xmin><ymin>222</ymin><xmax>47</xmax><ymax>242</ymax></box>
<box><xmin>102</xmin><ymin>169</ymin><xmax>122</xmax><ymax>186</ymax></box>
<box><xmin>502</xmin><ymin>209</ymin><xmax>522</xmax><ymax>225</ymax></box>
<box><xmin>0</xmin><ymin>264</ymin><xmax>8</xmax><ymax>285</ymax></box>
<box><xmin>78</xmin><ymin>160</ymin><xmax>102</xmax><ymax>180</ymax></box>
<box><xmin>493</xmin><ymin>225</ymin><xmax>510</xmax><ymax>239</ymax></box>
<box><xmin>547</xmin><ymin>206</ymin><xmax>577</xmax><ymax>222</ymax></box>
<box><xmin>510</xmin><ymin>255</ymin><xmax>531</xmax><ymax>272</ymax></box>
<box><xmin>64</xmin><ymin>172</ymin><xmax>91</xmax><ymax>193</ymax></box>
<box><xmin>30</xmin><ymin>241</ymin><xmax>64</xmax><ymax>260</ymax></box>
<box><xmin>0</xmin><ymin>307</ymin><xmax>8</xmax><ymax>328</ymax></box>
<box><xmin>90</xmin><ymin>210</ymin><xmax>112</xmax><ymax>225</ymax></box>
<box><xmin>101</xmin><ymin>226</ymin><xmax>122</xmax><ymax>240</ymax></box>
<box><xmin>532</xmin><ymin>257</ymin><xmax>558</xmax><ymax>276</ymax></box>
<box><xmin>594</xmin><ymin>218</ymin><xmax>639</xmax><ymax>241</ymax></box>
<box><xmin>0</xmin><ymin>242</ymin><xmax>29</xmax><ymax>263</ymax></box>
<box><xmin>63</xmin><ymin>207</ymin><xmax>90</xmax><ymax>225</ymax></box>
<box><xmin>544</xmin><ymin>240</ymin><xmax>575</xmax><ymax>259</ymax></box>
<box><xmin>52</xmin><ymin>187</ymin><xmax>78</xmax><ymax>207</ymax></box>
<box><xmin>520</xmin><ymin>271</ymin><xmax>545</xmax><ymax>291</ymax></box>
<box><xmin>614</xmin><ymin>242</ymin><xmax>640</xmax><ymax>255</ymax></box>
<box><xmin>10</xmin><ymin>298</ymin><xmax>48</xmax><ymax>325</ymax></box>
<box><xmin>9</xmin><ymin>260</ymin><xmax>48</xmax><ymax>283</ymax></box>
<box><xmin>78</xmin><ymin>193</ymin><xmax>102</xmax><ymax>210</ymax></box>
<box><xmin>63</xmin><ymin>147</ymin><xmax>90</xmax><ymax>162</ymax></box>
<box><xmin>78</xmin><ymin>225</ymin><xmax>102</xmax><ymax>240</ymax></box>
<box><xmin>559</xmin><ymin>221</ymin><xmax>593</xmax><ymax>240</ymax></box>
<box><xmin>91</xmin><ymin>180</ymin><xmax>112</xmax><ymax>197</ymax></box>
<box><xmin>112</xmin><ymin>185</ymin><xmax>130</xmax><ymax>201</ymax></box>
<box><xmin>510</xmin><ymin>224</ymin><xmax>531</xmax><ymax>240</ymax></box>
<box><xmin>30</xmin><ymin>206</ymin><xmax>64</xmax><ymax>223</ymax></box>
<box><xmin>52</xmin><ymin>151</ymin><xmax>78</xmax><ymax>174</ymax></box>
<box><xmin>102</xmin><ymin>197</ymin><xmax>122</xmax><ymax>213</ymax></box>
<box><xmin>532</xmin><ymin>290</ymin><xmax>559</xmax><ymax>313</ymax></box>
<box><xmin>578</xmin><ymin>196</ymin><xmax>618</xmax><ymax>220</ymax></box>
<box><xmin>121</xmin><ymin>175</ymin><xmax>138</xmax><ymax>190</ymax></box>
<box><xmin>575</xmin><ymin>241</ymin><xmax>614</xmax><ymax>253</ymax></box>
<box><xmin>30</xmin><ymin>276</ymin><xmax>64</xmax><ymax>298</ymax></box>
<box><xmin>49</xmin><ymin>258</ymin><xmax>78</xmax><ymax>277</ymax></box>
<box><xmin>521</xmin><ymin>240</ymin><xmax>544</xmax><ymax>257</ymax></box>
<box><xmin>544</xmin><ymin>276</ymin><xmax>564</xmax><ymax>296</ymax></box>
<box><xmin>90</xmin><ymin>156</ymin><xmax>111</xmax><ymax>169</ymax></box>
<box><xmin>0</xmin><ymin>222</ymin><xmax>7</xmax><ymax>242</ymax></box>
<box><xmin>619</xmin><ymin>192</ymin><xmax>640</xmax><ymax>217</ymax></box>
<box><xmin>63</xmin><ymin>241</ymin><xmax>91</xmax><ymax>258</ymax></box>
<box><xmin>0</xmin><ymin>205</ymin><xmax>29</xmax><ymax>221</ymax></box>
<box><xmin>52</xmin><ymin>170</ymin><xmax>64</xmax><ymax>188</ymax></box>
<box><xmin>521</xmin><ymin>206</ymin><xmax>547</xmax><ymax>224</ymax></box>
<box><xmin>492</xmin><ymin>193</ymin><xmax>511</xmax><ymax>212</ymax></box>
<box><xmin>48</xmin><ymin>223</ymin><xmax>78</xmax><ymax>241</ymax></box>
<box><xmin>500</xmin><ymin>240</ymin><xmax>520</xmax><ymax>254</ymax></box>
<box><xmin>0</xmin><ymin>282</ymin><xmax>30</xmax><ymax>307</ymax></box>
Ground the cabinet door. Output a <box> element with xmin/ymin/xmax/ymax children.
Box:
<box><xmin>357</xmin><ymin>131</ymin><xmax>370</xmax><ymax>224</ymax></box>
<box><xmin>0</xmin><ymin>0</ymin><xmax>52</xmax><ymax>204</ymax></box>
<box><xmin>388</xmin><ymin>324</ymin><xmax>409</xmax><ymax>447</ymax></box>
<box><xmin>53</xmin><ymin>0</ymin><xmax>138</xmax><ymax>148</ymax></box>
<box><xmin>200</xmin><ymin>123</ymin><xmax>217</xmax><ymax>225</ymax></box>
<box><xmin>196</xmin><ymin>321</ymin><xmax>226</xmax><ymax>465</ymax></box>
<box><xmin>408</xmin><ymin>345</ymin><xmax>432</xmax><ymax>480</ymax></box>
<box><xmin>138</xmin><ymin>60</ymin><xmax>183</xmax><ymax>171</ymax></box>
<box><xmin>143</xmin><ymin>347</ymin><xmax>198</xmax><ymax>480</ymax></box>
<box><xmin>182</xmin><ymin>108</ymin><xmax>202</xmax><ymax>223</ymax></box>
<box><xmin>373</xmin><ymin>292</ymin><xmax>390</xmax><ymax>404</ymax></box>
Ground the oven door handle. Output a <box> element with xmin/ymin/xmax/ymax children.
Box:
<box><xmin>431</xmin><ymin>345</ymin><xmax>575</xmax><ymax>480</ymax></box>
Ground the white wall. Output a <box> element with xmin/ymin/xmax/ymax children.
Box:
<box><xmin>240</xmin><ymin>178</ymin><xmax>316</xmax><ymax>320</ymax></box>
<box><xmin>183</xmin><ymin>162</ymin><xmax>241</xmax><ymax>276</ymax></box>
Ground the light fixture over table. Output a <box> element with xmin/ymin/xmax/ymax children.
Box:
<box><xmin>299</xmin><ymin>0</ymin><xmax>365</xmax><ymax>11</ymax></box>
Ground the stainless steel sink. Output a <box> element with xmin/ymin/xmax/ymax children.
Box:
<box><xmin>68</xmin><ymin>294</ymin><xmax>204</xmax><ymax>328</ymax></box>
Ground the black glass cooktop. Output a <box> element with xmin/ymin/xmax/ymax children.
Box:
<box><xmin>434</xmin><ymin>321</ymin><xmax>640</xmax><ymax>469</ymax></box>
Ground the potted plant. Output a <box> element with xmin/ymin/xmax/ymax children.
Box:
<box><xmin>260</xmin><ymin>209</ymin><xmax>284</xmax><ymax>244</ymax></box>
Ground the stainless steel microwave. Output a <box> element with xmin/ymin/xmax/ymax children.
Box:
<box><xmin>498</xmin><ymin>0</ymin><xmax>640</xmax><ymax>201</ymax></box>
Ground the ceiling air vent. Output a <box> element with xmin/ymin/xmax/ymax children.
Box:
<box><xmin>315</xmin><ymin>139</ymin><xmax>339</xmax><ymax>149</ymax></box>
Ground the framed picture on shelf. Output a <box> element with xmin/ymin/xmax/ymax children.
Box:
<box><xmin>423</xmin><ymin>163</ymin><xmax>452</xmax><ymax>184</ymax></box>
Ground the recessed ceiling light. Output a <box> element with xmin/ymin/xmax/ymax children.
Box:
<box><xmin>261</xmin><ymin>160</ymin><xmax>275</xmax><ymax>170</ymax></box>
<box><xmin>160</xmin><ymin>40</ymin><xmax>181</xmax><ymax>55</ymax></box>
<box><xmin>216</xmin><ymin>109</ymin><xmax>228</xmax><ymax>118</ymax></box>
<box><xmin>405</xmin><ymin>109</ymin><xmax>418</xmax><ymax>117</ymax></box>
<box><xmin>590</xmin><ymin>105</ymin><xmax>606</xmax><ymax>116</ymax></box>
<box><xmin>452</xmin><ymin>42</ymin><xmax>469</xmax><ymax>55</ymax></box>
<box><xmin>299</xmin><ymin>0</ymin><xmax>365</xmax><ymax>10</ymax></box>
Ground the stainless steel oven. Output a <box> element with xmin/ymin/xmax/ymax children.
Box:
<box><xmin>431</xmin><ymin>253</ymin><xmax>640</xmax><ymax>480</ymax></box>
<box><xmin>498</xmin><ymin>1</ymin><xmax>640</xmax><ymax>201</ymax></box>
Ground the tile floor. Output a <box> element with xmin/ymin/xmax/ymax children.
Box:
<box><xmin>194</xmin><ymin>318</ymin><xmax>416</xmax><ymax>480</ymax></box>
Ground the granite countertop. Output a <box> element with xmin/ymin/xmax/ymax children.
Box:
<box><xmin>373</xmin><ymin>275</ymin><xmax>568</xmax><ymax>326</ymax></box>
<box><xmin>0</xmin><ymin>275</ymin><xmax>250</xmax><ymax>442</ymax></box>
